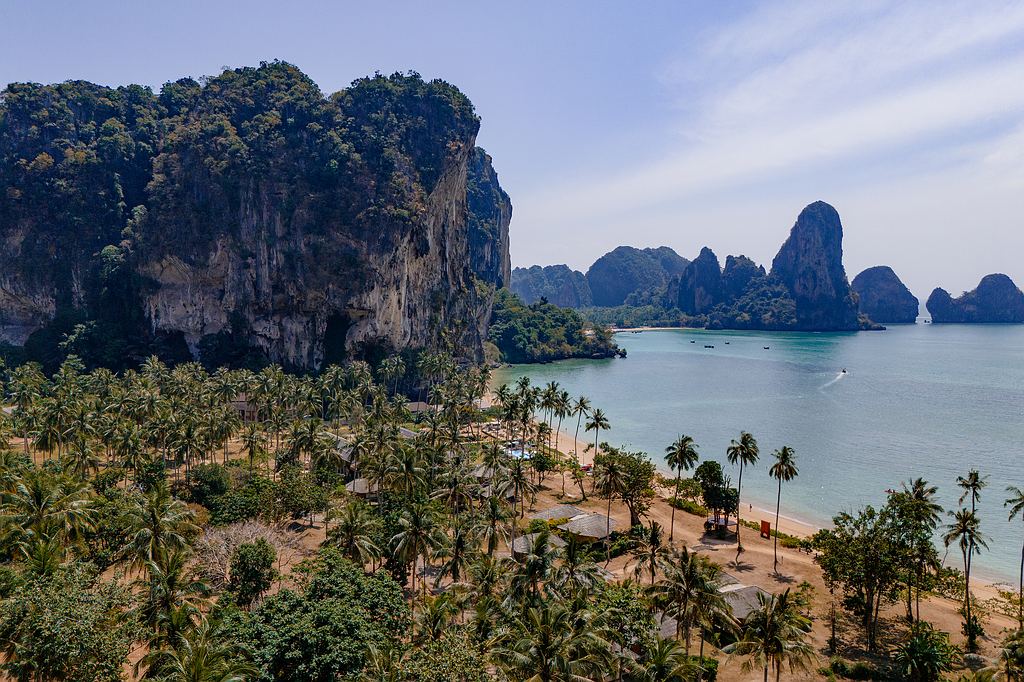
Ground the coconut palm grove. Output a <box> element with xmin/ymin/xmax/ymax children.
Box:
<box><xmin>0</xmin><ymin>352</ymin><xmax>1019</xmax><ymax>681</ymax></box>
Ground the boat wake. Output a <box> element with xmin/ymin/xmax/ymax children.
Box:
<box><xmin>820</xmin><ymin>371</ymin><xmax>847</xmax><ymax>390</ymax></box>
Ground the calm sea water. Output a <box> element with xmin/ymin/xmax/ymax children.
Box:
<box><xmin>495</xmin><ymin>325</ymin><xmax>1024</xmax><ymax>582</ymax></box>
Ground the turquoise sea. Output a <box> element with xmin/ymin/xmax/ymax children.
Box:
<box><xmin>495</xmin><ymin>324</ymin><xmax>1024</xmax><ymax>582</ymax></box>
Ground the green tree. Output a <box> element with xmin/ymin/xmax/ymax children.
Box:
<box><xmin>0</xmin><ymin>566</ymin><xmax>138</xmax><ymax>682</ymax></box>
<box><xmin>726</xmin><ymin>431</ymin><xmax>759</xmax><ymax>556</ymax></box>
<box><xmin>892</xmin><ymin>621</ymin><xmax>961</xmax><ymax>682</ymax></box>
<box><xmin>944</xmin><ymin>508</ymin><xmax>990</xmax><ymax>652</ymax></box>
<box><xmin>1006</xmin><ymin>486</ymin><xmax>1024</xmax><ymax>629</ymax></box>
<box><xmin>768</xmin><ymin>446</ymin><xmax>798</xmax><ymax>573</ymax></box>
<box><xmin>732</xmin><ymin>589</ymin><xmax>814</xmax><ymax>682</ymax></box>
<box><xmin>141</xmin><ymin>618</ymin><xmax>258</xmax><ymax>682</ymax></box>
<box><xmin>664</xmin><ymin>434</ymin><xmax>699</xmax><ymax>544</ymax></box>
<box><xmin>229</xmin><ymin>539</ymin><xmax>278</xmax><ymax>608</ymax></box>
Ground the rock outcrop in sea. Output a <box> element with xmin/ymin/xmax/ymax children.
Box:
<box><xmin>769</xmin><ymin>201</ymin><xmax>861</xmax><ymax>331</ymax></box>
<box><xmin>926</xmin><ymin>274</ymin><xmax>1024</xmax><ymax>323</ymax></box>
<box><xmin>851</xmin><ymin>266</ymin><xmax>918</xmax><ymax>323</ymax></box>
<box><xmin>510</xmin><ymin>265</ymin><xmax>593</xmax><ymax>308</ymax></box>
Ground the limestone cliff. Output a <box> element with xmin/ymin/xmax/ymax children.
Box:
<box><xmin>676</xmin><ymin>247</ymin><xmax>723</xmax><ymax>315</ymax></box>
<box><xmin>769</xmin><ymin>201</ymin><xmax>860</xmax><ymax>331</ymax></box>
<box><xmin>852</xmin><ymin>266</ymin><xmax>919</xmax><ymax>323</ymax></box>
<box><xmin>0</xmin><ymin>64</ymin><xmax>512</xmax><ymax>371</ymax></box>
<box><xmin>585</xmin><ymin>246</ymin><xmax>689</xmax><ymax>306</ymax></box>
<box><xmin>467</xmin><ymin>147</ymin><xmax>512</xmax><ymax>288</ymax></box>
<box><xmin>926</xmin><ymin>274</ymin><xmax>1024</xmax><ymax>323</ymax></box>
<box><xmin>510</xmin><ymin>265</ymin><xmax>592</xmax><ymax>308</ymax></box>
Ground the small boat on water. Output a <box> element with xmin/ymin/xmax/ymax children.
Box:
<box><xmin>763</xmin><ymin>346</ymin><xmax>770</xmax><ymax>350</ymax></box>
<box><xmin>841</xmin><ymin>368</ymin><xmax>847</xmax><ymax>374</ymax></box>
<box><xmin>690</xmin><ymin>340</ymin><xmax>696</xmax><ymax>343</ymax></box>
<box><xmin>724</xmin><ymin>341</ymin><xmax>730</xmax><ymax>344</ymax></box>
<box><xmin>704</xmin><ymin>344</ymin><xmax>715</xmax><ymax>348</ymax></box>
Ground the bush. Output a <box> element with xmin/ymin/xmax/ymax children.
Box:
<box><xmin>691</xmin><ymin>655</ymin><xmax>718</xmax><ymax>681</ymax></box>
<box><xmin>827</xmin><ymin>657</ymin><xmax>879</xmax><ymax>680</ymax></box>
<box><xmin>668</xmin><ymin>497</ymin><xmax>708</xmax><ymax>516</ymax></box>
<box><xmin>186</xmin><ymin>463</ymin><xmax>231</xmax><ymax>508</ymax></box>
<box><xmin>228</xmin><ymin>538</ymin><xmax>277</xmax><ymax>607</ymax></box>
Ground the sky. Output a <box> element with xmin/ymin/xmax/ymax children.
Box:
<box><xmin>2</xmin><ymin>1</ymin><xmax>1023</xmax><ymax>300</ymax></box>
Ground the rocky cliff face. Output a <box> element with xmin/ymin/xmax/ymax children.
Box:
<box><xmin>676</xmin><ymin>247</ymin><xmax>722</xmax><ymax>314</ymax></box>
<box><xmin>926</xmin><ymin>274</ymin><xmax>1024</xmax><ymax>323</ymax></box>
<box><xmin>585</xmin><ymin>246</ymin><xmax>689</xmax><ymax>306</ymax></box>
<box><xmin>721</xmin><ymin>255</ymin><xmax>766</xmax><ymax>302</ymax></box>
<box><xmin>0</xmin><ymin>64</ymin><xmax>512</xmax><ymax>371</ymax></box>
<box><xmin>852</xmin><ymin>266</ymin><xmax>918</xmax><ymax>323</ymax></box>
<box><xmin>769</xmin><ymin>201</ymin><xmax>860</xmax><ymax>331</ymax></box>
<box><xmin>510</xmin><ymin>265</ymin><xmax>592</xmax><ymax>308</ymax></box>
<box><xmin>467</xmin><ymin>147</ymin><xmax>512</xmax><ymax>288</ymax></box>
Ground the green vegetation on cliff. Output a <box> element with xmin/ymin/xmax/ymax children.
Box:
<box><xmin>487</xmin><ymin>289</ymin><xmax>619</xmax><ymax>363</ymax></box>
<box><xmin>0</xmin><ymin>62</ymin><xmax>511</xmax><ymax>373</ymax></box>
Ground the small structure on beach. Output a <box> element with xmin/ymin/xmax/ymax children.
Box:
<box><xmin>511</xmin><ymin>532</ymin><xmax>567</xmax><ymax>559</ymax></box>
<box><xmin>230</xmin><ymin>392</ymin><xmax>259</xmax><ymax>422</ymax></box>
<box><xmin>557</xmin><ymin>513</ymin><xmax>618</xmax><ymax>542</ymax></box>
<box><xmin>321</xmin><ymin>432</ymin><xmax>355</xmax><ymax>467</ymax></box>
<box><xmin>530</xmin><ymin>504</ymin><xmax>584</xmax><ymax>522</ymax></box>
<box><xmin>719</xmin><ymin>583</ymin><xmax>769</xmax><ymax>621</ymax></box>
<box><xmin>344</xmin><ymin>477</ymin><xmax>379</xmax><ymax>499</ymax></box>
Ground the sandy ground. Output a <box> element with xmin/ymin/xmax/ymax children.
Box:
<box><xmin>536</xmin><ymin>421</ymin><xmax>1017</xmax><ymax>680</ymax></box>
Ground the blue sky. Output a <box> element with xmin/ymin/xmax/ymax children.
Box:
<box><xmin>2</xmin><ymin>1</ymin><xmax>1023</xmax><ymax>299</ymax></box>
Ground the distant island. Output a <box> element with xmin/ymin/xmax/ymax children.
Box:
<box><xmin>514</xmin><ymin>201</ymin><xmax>881</xmax><ymax>332</ymax></box>
<box><xmin>851</xmin><ymin>266</ymin><xmax>919</xmax><ymax>323</ymax></box>
<box><xmin>927</xmin><ymin>273</ymin><xmax>1024</xmax><ymax>323</ymax></box>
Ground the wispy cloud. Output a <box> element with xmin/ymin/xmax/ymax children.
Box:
<box><xmin>514</xmin><ymin>0</ymin><xmax>1024</xmax><ymax>295</ymax></box>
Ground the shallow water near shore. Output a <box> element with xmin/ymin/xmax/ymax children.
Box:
<box><xmin>496</xmin><ymin>324</ymin><xmax>1024</xmax><ymax>582</ymax></box>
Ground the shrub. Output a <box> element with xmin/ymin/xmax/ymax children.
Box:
<box><xmin>186</xmin><ymin>463</ymin><xmax>231</xmax><ymax>508</ymax></box>
<box><xmin>228</xmin><ymin>539</ymin><xmax>277</xmax><ymax>607</ymax></box>
<box><xmin>668</xmin><ymin>497</ymin><xmax>708</xmax><ymax>516</ymax></box>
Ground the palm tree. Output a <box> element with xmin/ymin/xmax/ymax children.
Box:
<box><xmin>0</xmin><ymin>470</ymin><xmax>94</xmax><ymax>548</ymax></box>
<box><xmin>122</xmin><ymin>482</ymin><xmax>198</xmax><ymax>575</ymax></box>
<box><xmin>329</xmin><ymin>500</ymin><xmax>381</xmax><ymax>567</ymax></box>
<box><xmin>392</xmin><ymin>502</ymin><xmax>446</xmax><ymax>597</ymax></box>
<box><xmin>897</xmin><ymin>477</ymin><xmax>944</xmax><ymax>621</ymax></box>
<box><xmin>585</xmin><ymin>408</ymin><xmax>610</xmax><ymax>460</ymax></box>
<box><xmin>636</xmin><ymin>637</ymin><xmax>700</xmax><ymax>682</ymax></box>
<box><xmin>240</xmin><ymin>423</ymin><xmax>267</xmax><ymax>474</ymax></box>
<box><xmin>650</xmin><ymin>546</ymin><xmax>720</xmax><ymax>654</ymax></box>
<box><xmin>726</xmin><ymin>431</ymin><xmax>759</xmax><ymax>556</ymax></box>
<box><xmin>892</xmin><ymin>621</ymin><xmax>960</xmax><ymax>682</ymax></box>
<box><xmin>944</xmin><ymin>508</ymin><xmax>990</xmax><ymax>652</ymax></box>
<box><xmin>1006</xmin><ymin>485</ymin><xmax>1024</xmax><ymax>629</ymax></box>
<box><xmin>664</xmin><ymin>435</ymin><xmax>699</xmax><ymax>544</ymax></box>
<box><xmin>136</xmin><ymin>547</ymin><xmax>210</xmax><ymax>635</ymax></box>
<box><xmin>594</xmin><ymin>456</ymin><xmax>626</xmax><ymax>565</ymax></box>
<box><xmin>140</xmin><ymin>618</ymin><xmax>257</xmax><ymax>681</ymax></box>
<box><xmin>768</xmin><ymin>446</ymin><xmax>798</xmax><ymax>572</ymax></box>
<box><xmin>65</xmin><ymin>438</ymin><xmax>100</xmax><ymax>480</ymax></box>
<box><xmin>479</xmin><ymin>495</ymin><xmax>510</xmax><ymax>557</ymax></box>
<box><xmin>631</xmin><ymin>520</ymin><xmax>668</xmax><ymax>585</ymax></box>
<box><xmin>434</xmin><ymin>514</ymin><xmax>480</xmax><ymax>584</ymax></box>
<box><xmin>488</xmin><ymin>600</ymin><xmax>612</xmax><ymax>682</ymax></box>
<box><xmin>508</xmin><ymin>529</ymin><xmax>561</xmax><ymax>603</ymax></box>
<box><xmin>571</xmin><ymin>396</ymin><xmax>591</xmax><ymax>465</ymax></box>
<box><xmin>550</xmin><ymin>535</ymin><xmax>602</xmax><ymax>597</ymax></box>
<box><xmin>732</xmin><ymin>589</ymin><xmax>814</xmax><ymax>682</ymax></box>
<box><xmin>958</xmin><ymin>469</ymin><xmax>989</xmax><ymax>595</ymax></box>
